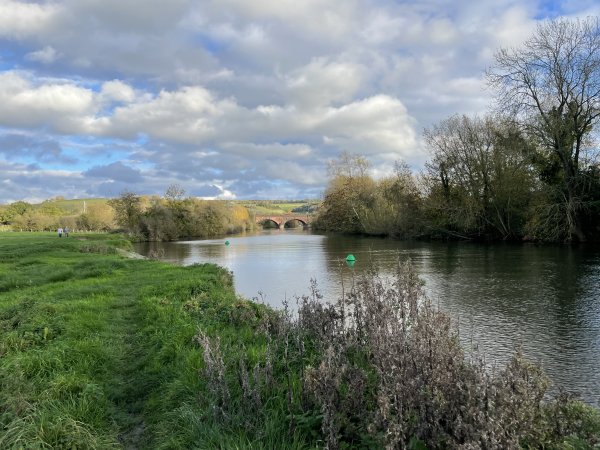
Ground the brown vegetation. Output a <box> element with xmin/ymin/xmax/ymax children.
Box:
<box><xmin>197</xmin><ymin>260</ymin><xmax>600</xmax><ymax>448</ymax></box>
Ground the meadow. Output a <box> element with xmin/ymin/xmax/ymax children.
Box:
<box><xmin>0</xmin><ymin>232</ymin><xmax>292</xmax><ymax>449</ymax></box>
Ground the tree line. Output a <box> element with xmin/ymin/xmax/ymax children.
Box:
<box><xmin>0</xmin><ymin>198</ymin><xmax>115</xmax><ymax>232</ymax></box>
<box><xmin>0</xmin><ymin>186</ymin><xmax>254</xmax><ymax>241</ymax></box>
<box><xmin>314</xmin><ymin>17</ymin><xmax>600</xmax><ymax>242</ymax></box>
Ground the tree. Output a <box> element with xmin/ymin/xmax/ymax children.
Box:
<box><xmin>163</xmin><ymin>184</ymin><xmax>193</xmax><ymax>236</ymax></box>
<box><xmin>488</xmin><ymin>17</ymin><xmax>600</xmax><ymax>241</ymax></box>
<box><xmin>11</xmin><ymin>210</ymin><xmax>55</xmax><ymax>231</ymax></box>
<box><xmin>356</xmin><ymin>162</ymin><xmax>423</xmax><ymax>238</ymax></box>
<box><xmin>76</xmin><ymin>204</ymin><xmax>114</xmax><ymax>231</ymax></box>
<box><xmin>164</xmin><ymin>184</ymin><xmax>185</xmax><ymax>203</ymax></box>
<box><xmin>6</xmin><ymin>201</ymin><xmax>32</xmax><ymax>218</ymax></box>
<box><xmin>315</xmin><ymin>152</ymin><xmax>375</xmax><ymax>234</ymax></box>
<box><xmin>140</xmin><ymin>200</ymin><xmax>178</xmax><ymax>241</ymax></box>
<box><xmin>424</xmin><ymin>115</ymin><xmax>536</xmax><ymax>240</ymax></box>
<box><xmin>327</xmin><ymin>151</ymin><xmax>370</xmax><ymax>178</ymax></box>
<box><xmin>108</xmin><ymin>191</ymin><xmax>142</xmax><ymax>234</ymax></box>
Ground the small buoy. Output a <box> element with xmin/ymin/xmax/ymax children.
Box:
<box><xmin>345</xmin><ymin>254</ymin><xmax>356</xmax><ymax>267</ymax></box>
<box><xmin>225</xmin><ymin>240</ymin><xmax>230</xmax><ymax>246</ymax></box>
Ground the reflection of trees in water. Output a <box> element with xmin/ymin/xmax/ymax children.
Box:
<box><xmin>135</xmin><ymin>241</ymin><xmax>191</xmax><ymax>262</ymax></box>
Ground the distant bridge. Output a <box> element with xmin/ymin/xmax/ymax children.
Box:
<box><xmin>255</xmin><ymin>214</ymin><xmax>313</xmax><ymax>229</ymax></box>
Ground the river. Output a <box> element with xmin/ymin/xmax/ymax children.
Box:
<box><xmin>134</xmin><ymin>229</ymin><xmax>600</xmax><ymax>406</ymax></box>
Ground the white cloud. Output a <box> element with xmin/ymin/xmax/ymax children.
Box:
<box><xmin>25</xmin><ymin>46</ymin><xmax>60</xmax><ymax>64</ymax></box>
<box><xmin>284</xmin><ymin>58</ymin><xmax>365</xmax><ymax>108</ymax></box>
<box><xmin>0</xmin><ymin>72</ymin><xmax>96</xmax><ymax>132</ymax></box>
<box><xmin>100</xmin><ymin>80</ymin><xmax>136</xmax><ymax>103</ymax></box>
<box><xmin>478</xmin><ymin>6</ymin><xmax>537</xmax><ymax>63</ymax></box>
<box><xmin>429</xmin><ymin>18</ymin><xmax>459</xmax><ymax>45</ymax></box>
<box><xmin>198</xmin><ymin>184</ymin><xmax>236</xmax><ymax>200</ymax></box>
<box><xmin>318</xmin><ymin>95</ymin><xmax>418</xmax><ymax>156</ymax></box>
<box><xmin>0</xmin><ymin>0</ymin><xmax>61</xmax><ymax>39</ymax></box>
<box><xmin>0</xmin><ymin>161</ymin><xmax>84</xmax><ymax>203</ymax></box>
<box><xmin>63</xmin><ymin>0</ymin><xmax>192</xmax><ymax>33</ymax></box>
<box><xmin>101</xmin><ymin>86</ymin><xmax>235</xmax><ymax>142</ymax></box>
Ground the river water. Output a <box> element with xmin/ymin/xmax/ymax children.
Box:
<box><xmin>134</xmin><ymin>229</ymin><xmax>600</xmax><ymax>406</ymax></box>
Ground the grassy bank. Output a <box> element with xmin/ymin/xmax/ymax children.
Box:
<box><xmin>2</xmin><ymin>233</ymin><xmax>599</xmax><ymax>449</ymax></box>
<box><xmin>0</xmin><ymin>232</ymin><xmax>298</xmax><ymax>449</ymax></box>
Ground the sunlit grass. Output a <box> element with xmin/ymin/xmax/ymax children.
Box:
<box><xmin>0</xmin><ymin>232</ymin><xmax>295</xmax><ymax>448</ymax></box>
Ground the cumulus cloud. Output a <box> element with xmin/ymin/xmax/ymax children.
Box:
<box><xmin>0</xmin><ymin>0</ymin><xmax>61</xmax><ymax>39</ymax></box>
<box><xmin>0</xmin><ymin>0</ymin><xmax>595</xmax><ymax>202</ymax></box>
<box><xmin>0</xmin><ymin>72</ymin><xmax>96</xmax><ymax>132</ymax></box>
<box><xmin>100</xmin><ymin>80</ymin><xmax>136</xmax><ymax>103</ymax></box>
<box><xmin>284</xmin><ymin>58</ymin><xmax>365</xmax><ymax>108</ymax></box>
<box><xmin>0</xmin><ymin>161</ymin><xmax>84</xmax><ymax>203</ymax></box>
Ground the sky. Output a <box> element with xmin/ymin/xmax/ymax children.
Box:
<box><xmin>0</xmin><ymin>0</ymin><xmax>598</xmax><ymax>203</ymax></box>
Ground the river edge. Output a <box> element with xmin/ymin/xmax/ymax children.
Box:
<box><xmin>135</xmin><ymin>230</ymin><xmax>600</xmax><ymax>409</ymax></box>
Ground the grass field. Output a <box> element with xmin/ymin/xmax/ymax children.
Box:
<box><xmin>42</xmin><ymin>198</ymin><xmax>109</xmax><ymax>215</ymax></box>
<box><xmin>239</xmin><ymin>200</ymin><xmax>319</xmax><ymax>215</ymax></box>
<box><xmin>4</xmin><ymin>197</ymin><xmax>319</xmax><ymax>217</ymax></box>
<box><xmin>0</xmin><ymin>233</ymin><xmax>302</xmax><ymax>449</ymax></box>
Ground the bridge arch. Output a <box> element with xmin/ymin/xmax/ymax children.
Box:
<box><xmin>283</xmin><ymin>219</ymin><xmax>307</xmax><ymax>228</ymax></box>
<box><xmin>259</xmin><ymin>218</ymin><xmax>281</xmax><ymax>228</ymax></box>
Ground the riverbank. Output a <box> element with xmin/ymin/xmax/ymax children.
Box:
<box><xmin>2</xmin><ymin>233</ymin><xmax>599</xmax><ymax>448</ymax></box>
<box><xmin>0</xmin><ymin>232</ymin><xmax>295</xmax><ymax>448</ymax></box>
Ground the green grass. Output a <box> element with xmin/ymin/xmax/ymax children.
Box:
<box><xmin>4</xmin><ymin>198</ymin><xmax>318</xmax><ymax>217</ymax></box>
<box><xmin>43</xmin><ymin>198</ymin><xmax>109</xmax><ymax>215</ymax></box>
<box><xmin>239</xmin><ymin>200</ymin><xmax>319</xmax><ymax>216</ymax></box>
<box><xmin>0</xmin><ymin>232</ymin><xmax>310</xmax><ymax>449</ymax></box>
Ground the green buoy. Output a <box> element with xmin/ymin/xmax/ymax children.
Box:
<box><xmin>225</xmin><ymin>240</ymin><xmax>230</xmax><ymax>246</ymax></box>
<box><xmin>346</xmin><ymin>254</ymin><xmax>356</xmax><ymax>267</ymax></box>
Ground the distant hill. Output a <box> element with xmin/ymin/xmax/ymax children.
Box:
<box><xmin>239</xmin><ymin>200</ymin><xmax>320</xmax><ymax>215</ymax></box>
<box><xmin>36</xmin><ymin>198</ymin><xmax>109</xmax><ymax>215</ymax></box>
<box><xmin>2</xmin><ymin>197</ymin><xmax>321</xmax><ymax>218</ymax></box>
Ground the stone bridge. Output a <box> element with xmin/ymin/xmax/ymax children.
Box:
<box><xmin>255</xmin><ymin>214</ymin><xmax>313</xmax><ymax>229</ymax></box>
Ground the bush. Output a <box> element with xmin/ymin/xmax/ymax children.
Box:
<box><xmin>197</xmin><ymin>261</ymin><xmax>600</xmax><ymax>448</ymax></box>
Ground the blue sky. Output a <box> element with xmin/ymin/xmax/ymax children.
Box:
<box><xmin>0</xmin><ymin>0</ymin><xmax>598</xmax><ymax>203</ymax></box>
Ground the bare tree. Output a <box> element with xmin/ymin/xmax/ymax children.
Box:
<box><xmin>327</xmin><ymin>151</ymin><xmax>370</xmax><ymax>178</ymax></box>
<box><xmin>488</xmin><ymin>17</ymin><xmax>600</xmax><ymax>241</ymax></box>
<box><xmin>165</xmin><ymin>184</ymin><xmax>186</xmax><ymax>203</ymax></box>
<box><xmin>424</xmin><ymin>115</ymin><xmax>535</xmax><ymax>239</ymax></box>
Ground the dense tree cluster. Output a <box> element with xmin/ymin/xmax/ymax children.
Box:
<box><xmin>0</xmin><ymin>199</ymin><xmax>114</xmax><ymax>232</ymax></box>
<box><xmin>108</xmin><ymin>186</ymin><xmax>253</xmax><ymax>241</ymax></box>
<box><xmin>315</xmin><ymin>17</ymin><xmax>600</xmax><ymax>242</ymax></box>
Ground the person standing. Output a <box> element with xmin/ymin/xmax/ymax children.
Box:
<box><xmin>64</xmin><ymin>227</ymin><xmax>69</xmax><ymax>237</ymax></box>
<box><xmin>57</xmin><ymin>227</ymin><xmax>63</xmax><ymax>237</ymax></box>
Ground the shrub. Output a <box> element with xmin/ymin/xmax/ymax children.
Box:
<box><xmin>197</xmin><ymin>260</ymin><xmax>600</xmax><ymax>448</ymax></box>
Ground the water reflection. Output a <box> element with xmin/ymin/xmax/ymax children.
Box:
<box><xmin>135</xmin><ymin>231</ymin><xmax>600</xmax><ymax>406</ymax></box>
